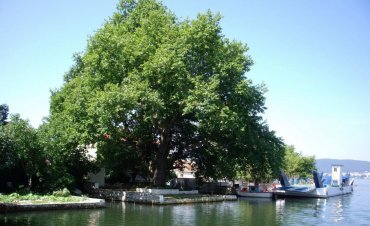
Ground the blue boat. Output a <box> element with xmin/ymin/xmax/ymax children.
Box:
<box><xmin>276</xmin><ymin>165</ymin><xmax>354</xmax><ymax>198</ymax></box>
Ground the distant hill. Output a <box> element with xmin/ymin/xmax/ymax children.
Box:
<box><xmin>316</xmin><ymin>159</ymin><xmax>370</xmax><ymax>173</ymax></box>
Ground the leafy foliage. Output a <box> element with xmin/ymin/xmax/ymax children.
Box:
<box><xmin>283</xmin><ymin>145</ymin><xmax>316</xmax><ymax>178</ymax></box>
<box><xmin>47</xmin><ymin>0</ymin><xmax>285</xmax><ymax>186</ymax></box>
<box><xmin>0</xmin><ymin>191</ymin><xmax>85</xmax><ymax>204</ymax></box>
<box><xmin>52</xmin><ymin>188</ymin><xmax>71</xmax><ymax>197</ymax></box>
<box><xmin>37</xmin><ymin>119</ymin><xmax>97</xmax><ymax>191</ymax></box>
<box><xmin>0</xmin><ymin>113</ymin><xmax>79</xmax><ymax>193</ymax></box>
<box><xmin>0</xmin><ymin>125</ymin><xmax>16</xmax><ymax>170</ymax></box>
<box><xmin>0</xmin><ymin>114</ymin><xmax>44</xmax><ymax>191</ymax></box>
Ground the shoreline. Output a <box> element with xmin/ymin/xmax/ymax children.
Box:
<box><xmin>90</xmin><ymin>189</ymin><xmax>237</xmax><ymax>205</ymax></box>
<box><xmin>160</xmin><ymin>194</ymin><xmax>237</xmax><ymax>205</ymax></box>
<box><xmin>0</xmin><ymin>190</ymin><xmax>238</xmax><ymax>212</ymax></box>
<box><xmin>0</xmin><ymin>197</ymin><xmax>105</xmax><ymax>213</ymax></box>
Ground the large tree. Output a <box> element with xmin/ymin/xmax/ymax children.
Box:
<box><xmin>47</xmin><ymin>0</ymin><xmax>284</xmax><ymax>186</ymax></box>
<box><xmin>0</xmin><ymin>114</ymin><xmax>43</xmax><ymax>190</ymax></box>
<box><xmin>283</xmin><ymin>145</ymin><xmax>316</xmax><ymax>178</ymax></box>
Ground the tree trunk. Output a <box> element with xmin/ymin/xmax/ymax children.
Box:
<box><xmin>152</xmin><ymin>120</ymin><xmax>172</xmax><ymax>187</ymax></box>
<box><xmin>152</xmin><ymin>150</ymin><xmax>167</xmax><ymax>187</ymax></box>
<box><xmin>28</xmin><ymin>176</ymin><xmax>32</xmax><ymax>188</ymax></box>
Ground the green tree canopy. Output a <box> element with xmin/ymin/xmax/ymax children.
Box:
<box><xmin>46</xmin><ymin>0</ymin><xmax>284</xmax><ymax>186</ymax></box>
<box><xmin>283</xmin><ymin>145</ymin><xmax>316</xmax><ymax>178</ymax></box>
<box><xmin>0</xmin><ymin>114</ymin><xmax>43</xmax><ymax>191</ymax></box>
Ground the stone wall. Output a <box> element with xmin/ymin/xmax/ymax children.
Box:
<box><xmin>135</xmin><ymin>188</ymin><xmax>199</xmax><ymax>195</ymax></box>
<box><xmin>0</xmin><ymin>198</ymin><xmax>105</xmax><ymax>213</ymax></box>
<box><xmin>91</xmin><ymin>189</ymin><xmax>164</xmax><ymax>204</ymax></box>
<box><xmin>163</xmin><ymin>195</ymin><xmax>237</xmax><ymax>204</ymax></box>
<box><xmin>90</xmin><ymin>189</ymin><xmax>237</xmax><ymax>205</ymax></box>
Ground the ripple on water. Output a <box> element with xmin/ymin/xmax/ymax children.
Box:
<box><xmin>1</xmin><ymin>179</ymin><xmax>370</xmax><ymax>226</ymax></box>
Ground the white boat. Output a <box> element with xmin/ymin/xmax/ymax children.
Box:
<box><xmin>278</xmin><ymin>165</ymin><xmax>354</xmax><ymax>198</ymax></box>
<box><xmin>237</xmin><ymin>185</ymin><xmax>273</xmax><ymax>198</ymax></box>
<box><xmin>282</xmin><ymin>185</ymin><xmax>353</xmax><ymax>198</ymax></box>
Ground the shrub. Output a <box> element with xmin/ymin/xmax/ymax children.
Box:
<box><xmin>52</xmin><ymin>188</ymin><xmax>70</xmax><ymax>197</ymax></box>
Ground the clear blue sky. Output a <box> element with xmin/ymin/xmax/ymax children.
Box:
<box><xmin>1</xmin><ymin>0</ymin><xmax>369</xmax><ymax>161</ymax></box>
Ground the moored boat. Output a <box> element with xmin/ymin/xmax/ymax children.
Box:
<box><xmin>237</xmin><ymin>185</ymin><xmax>273</xmax><ymax>198</ymax></box>
<box><xmin>277</xmin><ymin>165</ymin><xmax>354</xmax><ymax>198</ymax></box>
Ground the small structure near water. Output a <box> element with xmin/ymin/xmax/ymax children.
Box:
<box><xmin>90</xmin><ymin>188</ymin><xmax>237</xmax><ymax>205</ymax></box>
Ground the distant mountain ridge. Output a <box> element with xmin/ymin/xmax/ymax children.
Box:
<box><xmin>316</xmin><ymin>159</ymin><xmax>370</xmax><ymax>173</ymax></box>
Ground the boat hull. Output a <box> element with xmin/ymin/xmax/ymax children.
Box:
<box><xmin>279</xmin><ymin>185</ymin><xmax>353</xmax><ymax>198</ymax></box>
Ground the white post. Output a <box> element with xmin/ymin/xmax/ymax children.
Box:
<box><xmin>331</xmin><ymin>164</ymin><xmax>343</xmax><ymax>186</ymax></box>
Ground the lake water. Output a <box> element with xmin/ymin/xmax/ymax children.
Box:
<box><xmin>1</xmin><ymin>179</ymin><xmax>370</xmax><ymax>226</ymax></box>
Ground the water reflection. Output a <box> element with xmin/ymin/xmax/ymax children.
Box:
<box><xmin>274</xmin><ymin>196</ymin><xmax>358</xmax><ymax>226</ymax></box>
<box><xmin>0</xmin><ymin>208</ymin><xmax>106</xmax><ymax>226</ymax></box>
<box><xmin>280</xmin><ymin>198</ymin><xmax>326</xmax><ymax>225</ymax></box>
<box><xmin>0</xmin><ymin>200</ymin><xmax>279</xmax><ymax>226</ymax></box>
<box><xmin>3</xmin><ymin>184</ymin><xmax>369</xmax><ymax>226</ymax></box>
<box><xmin>113</xmin><ymin>199</ymin><xmax>280</xmax><ymax>226</ymax></box>
<box><xmin>332</xmin><ymin>197</ymin><xmax>344</xmax><ymax>223</ymax></box>
<box><xmin>171</xmin><ymin>205</ymin><xmax>195</xmax><ymax>225</ymax></box>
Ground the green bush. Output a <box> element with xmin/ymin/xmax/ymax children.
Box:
<box><xmin>16</xmin><ymin>185</ymin><xmax>31</xmax><ymax>195</ymax></box>
<box><xmin>52</xmin><ymin>188</ymin><xmax>70</xmax><ymax>197</ymax></box>
<box><xmin>0</xmin><ymin>192</ymin><xmax>86</xmax><ymax>203</ymax></box>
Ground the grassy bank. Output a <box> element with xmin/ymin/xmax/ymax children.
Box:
<box><xmin>0</xmin><ymin>190</ymin><xmax>87</xmax><ymax>204</ymax></box>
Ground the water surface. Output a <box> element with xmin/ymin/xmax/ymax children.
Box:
<box><xmin>1</xmin><ymin>179</ymin><xmax>369</xmax><ymax>226</ymax></box>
